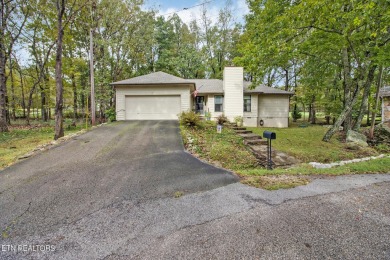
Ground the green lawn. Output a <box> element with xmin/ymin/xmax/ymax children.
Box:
<box><xmin>0</xmin><ymin>120</ymin><xmax>86</xmax><ymax>170</ymax></box>
<box><xmin>248</xmin><ymin>124</ymin><xmax>379</xmax><ymax>163</ymax></box>
<box><xmin>180</xmin><ymin>119</ymin><xmax>389</xmax><ymax>190</ymax></box>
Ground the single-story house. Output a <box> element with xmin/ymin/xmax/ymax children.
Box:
<box><xmin>379</xmin><ymin>87</ymin><xmax>390</xmax><ymax>127</ymax></box>
<box><xmin>111</xmin><ymin>67</ymin><xmax>294</xmax><ymax>127</ymax></box>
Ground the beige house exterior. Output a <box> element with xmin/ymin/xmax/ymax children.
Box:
<box><xmin>112</xmin><ymin>67</ymin><xmax>293</xmax><ymax>128</ymax></box>
<box><xmin>380</xmin><ymin>87</ymin><xmax>390</xmax><ymax>127</ymax></box>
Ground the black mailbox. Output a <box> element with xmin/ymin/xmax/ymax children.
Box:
<box><xmin>263</xmin><ymin>131</ymin><xmax>276</xmax><ymax>170</ymax></box>
<box><xmin>263</xmin><ymin>131</ymin><xmax>276</xmax><ymax>140</ymax></box>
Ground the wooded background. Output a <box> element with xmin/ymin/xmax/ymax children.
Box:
<box><xmin>0</xmin><ymin>0</ymin><xmax>389</xmax><ymax>141</ymax></box>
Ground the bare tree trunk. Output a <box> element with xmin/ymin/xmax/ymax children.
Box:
<box><xmin>72</xmin><ymin>73</ymin><xmax>77</xmax><ymax>120</ymax></box>
<box><xmin>369</xmin><ymin>66</ymin><xmax>383</xmax><ymax>139</ymax></box>
<box><xmin>18</xmin><ymin>67</ymin><xmax>26</xmax><ymax>118</ymax></box>
<box><xmin>0</xmin><ymin>3</ymin><xmax>8</xmax><ymax>131</ymax></box>
<box><xmin>9</xmin><ymin>56</ymin><xmax>16</xmax><ymax>120</ymax></box>
<box><xmin>284</xmin><ymin>68</ymin><xmax>289</xmax><ymax>91</ymax></box>
<box><xmin>344</xmin><ymin>110</ymin><xmax>352</xmax><ymax>132</ymax></box>
<box><xmin>353</xmin><ymin>65</ymin><xmax>377</xmax><ymax>131</ymax></box>
<box><xmin>26</xmin><ymin>89</ymin><xmax>34</xmax><ymax>125</ymax></box>
<box><xmin>81</xmin><ymin>77</ymin><xmax>85</xmax><ymax>116</ymax></box>
<box><xmin>40</xmin><ymin>86</ymin><xmax>47</xmax><ymax>121</ymax></box>
<box><xmin>54</xmin><ymin>0</ymin><xmax>65</xmax><ymax>140</ymax></box>
<box><xmin>310</xmin><ymin>96</ymin><xmax>316</xmax><ymax>124</ymax></box>
<box><xmin>0</xmin><ymin>0</ymin><xmax>28</xmax><ymax>130</ymax></box>
<box><xmin>323</xmin><ymin>48</ymin><xmax>356</xmax><ymax>142</ymax></box>
<box><xmin>322</xmin><ymin>89</ymin><xmax>360</xmax><ymax>142</ymax></box>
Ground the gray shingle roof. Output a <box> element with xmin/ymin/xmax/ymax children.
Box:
<box><xmin>111</xmin><ymin>71</ymin><xmax>192</xmax><ymax>85</ymax></box>
<box><xmin>193</xmin><ymin>79</ymin><xmax>223</xmax><ymax>93</ymax></box>
<box><xmin>111</xmin><ymin>71</ymin><xmax>294</xmax><ymax>95</ymax></box>
<box><xmin>192</xmin><ymin>79</ymin><xmax>293</xmax><ymax>95</ymax></box>
<box><xmin>244</xmin><ymin>82</ymin><xmax>294</xmax><ymax>95</ymax></box>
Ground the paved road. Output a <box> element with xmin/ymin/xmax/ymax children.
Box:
<box><xmin>0</xmin><ymin>121</ymin><xmax>389</xmax><ymax>259</ymax></box>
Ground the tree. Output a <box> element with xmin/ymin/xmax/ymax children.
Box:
<box><xmin>236</xmin><ymin>0</ymin><xmax>390</xmax><ymax>141</ymax></box>
<box><xmin>0</xmin><ymin>0</ymin><xmax>29</xmax><ymax>131</ymax></box>
<box><xmin>53</xmin><ymin>0</ymin><xmax>89</xmax><ymax>139</ymax></box>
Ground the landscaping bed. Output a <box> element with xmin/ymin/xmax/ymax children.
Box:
<box><xmin>181</xmin><ymin>121</ymin><xmax>258</xmax><ymax>171</ymax></box>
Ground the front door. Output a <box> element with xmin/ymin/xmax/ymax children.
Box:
<box><xmin>195</xmin><ymin>96</ymin><xmax>205</xmax><ymax>114</ymax></box>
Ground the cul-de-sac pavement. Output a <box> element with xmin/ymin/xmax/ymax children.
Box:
<box><xmin>1</xmin><ymin>121</ymin><xmax>389</xmax><ymax>259</ymax></box>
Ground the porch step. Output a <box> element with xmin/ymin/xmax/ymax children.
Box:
<box><xmin>232</xmin><ymin>127</ymin><xmax>247</xmax><ymax>130</ymax></box>
<box><xmin>244</xmin><ymin>139</ymin><xmax>268</xmax><ymax>145</ymax></box>
<box><xmin>238</xmin><ymin>133</ymin><xmax>262</xmax><ymax>140</ymax></box>
<box><xmin>235</xmin><ymin>130</ymin><xmax>253</xmax><ymax>134</ymax></box>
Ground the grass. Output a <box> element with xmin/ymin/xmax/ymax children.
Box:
<box><xmin>248</xmin><ymin>124</ymin><xmax>379</xmax><ymax>163</ymax></box>
<box><xmin>241</xmin><ymin>175</ymin><xmax>310</xmax><ymax>190</ymax></box>
<box><xmin>180</xmin><ymin>119</ymin><xmax>390</xmax><ymax>191</ymax></box>
<box><xmin>181</xmin><ymin>121</ymin><xmax>258</xmax><ymax>171</ymax></box>
<box><xmin>238</xmin><ymin>157</ymin><xmax>390</xmax><ymax>176</ymax></box>
<box><xmin>0</xmin><ymin>119</ymin><xmax>87</xmax><ymax>170</ymax></box>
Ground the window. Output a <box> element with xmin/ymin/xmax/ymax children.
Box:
<box><xmin>244</xmin><ymin>95</ymin><xmax>251</xmax><ymax>112</ymax></box>
<box><xmin>215</xmin><ymin>95</ymin><xmax>223</xmax><ymax>112</ymax></box>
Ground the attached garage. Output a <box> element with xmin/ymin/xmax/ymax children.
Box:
<box><xmin>125</xmin><ymin>95</ymin><xmax>181</xmax><ymax>120</ymax></box>
<box><xmin>111</xmin><ymin>72</ymin><xmax>195</xmax><ymax>121</ymax></box>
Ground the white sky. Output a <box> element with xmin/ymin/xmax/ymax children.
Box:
<box><xmin>144</xmin><ymin>0</ymin><xmax>249</xmax><ymax>26</ymax></box>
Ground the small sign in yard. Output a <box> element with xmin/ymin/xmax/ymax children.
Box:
<box><xmin>217</xmin><ymin>124</ymin><xmax>222</xmax><ymax>133</ymax></box>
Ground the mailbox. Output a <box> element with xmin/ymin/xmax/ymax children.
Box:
<box><xmin>263</xmin><ymin>131</ymin><xmax>276</xmax><ymax>170</ymax></box>
<box><xmin>263</xmin><ymin>131</ymin><xmax>276</xmax><ymax>140</ymax></box>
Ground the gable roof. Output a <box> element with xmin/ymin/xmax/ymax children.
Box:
<box><xmin>193</xmin><ymin>79</ymin><xmax>223</xmax><ymax>93</ymax></box>
<box><xmin>192</xmin><ymin>79</ymin><xmax>293</xmax><ymax>95</ymax></box>
<box><xmin>111</xmin><ymin>71</ymin><xmax>294</xmax><ymax>95</ymax></box>
<box><xmin>111</xmin><ymin>71</ymin><xmax>192</xmax><ymax>85</ymax></box>
<box><xmin>244</xmin><ymin>82</ymin><xmax>294</xmax><ymax>95</ymax></box>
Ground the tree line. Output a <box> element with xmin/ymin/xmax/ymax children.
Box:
<box><xmin>0</xmin><ymin>0</ymin><xmax>241</xmax><ymax>138</ymax></box>
<box><xmin>1</xmin><ymin>0</ymin><xmax>389</xmax><ymax>142</ymax></box>
<box><xmin>235</xmin><ymin>0</ymin><xmax>389</xmax><ymax>141</ymax></box>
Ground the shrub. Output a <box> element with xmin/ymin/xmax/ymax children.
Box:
<box><xmin>179</xmin><ymin>111</ymin><xmax>201</xmax><ymax>127</ymax></box>
<box><xmin>217</xmin><ymin>114</ymin><xmax>229</xmax><ymax>125</ymax></box>
<box><xmin>234</xmin><ymin>116</ymin><xmax>243</xmax><ymax>124</ymax></box>
<box><xmin>292</xmin><ymin>104</ymin><xmax>302</xmax><ymax>122</ymax></box>
<box><xmin>105</xmin><ymin>108</ymin><xmax>116</xmax><ymax>122</ymax></box>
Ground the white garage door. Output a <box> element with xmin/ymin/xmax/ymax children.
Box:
<box><xmin>125</xmin><ymin>95</ymin><xmax>181</xmax><ymax>120</ymax></box>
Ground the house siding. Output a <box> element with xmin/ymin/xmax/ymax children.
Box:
<box><xmin>223</xmin><ymin>67</ymin><xmax>244</xmax><ymax>121</ymax></box>
<box><xmin>258</xmin><ymin>95</ymin><xmax>290</xmax><ymax>128</ymax></box>
<box><xmin>206</xmin><ymin>95</ymin><xmax>223</xmax><ymax>119</ymax></box>
<box><xmin>383</xmin><ymin>96</ymin><xmax>390</xmax><ymax>127</ymax></box>
<box><xmin>243</xmin><ymin>94</ymin><xmax>258</xmax><ymax>127</ymax></box>
<box><xmin>115</xmin><ymin>85</ymin><xmax>191</xmax><ymax>121</ymax></box>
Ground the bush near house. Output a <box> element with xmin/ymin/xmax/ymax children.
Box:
<box><xmin>178</xmin><ymin>111</ymin><xmax>202</xmax><ymax>128</ymax></box>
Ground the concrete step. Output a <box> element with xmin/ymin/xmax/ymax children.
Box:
<box><xmin>232</xmin><ymin>127</ymin><xmax>246</xmax><ymax>130</ymax></box>
<box><xmin>235</xmin><ymin>130</ymin><xmax>252</xmax><ymax>134</ymax></box>
<box><xmin>245</xmin><ymin>139</ymin><xmax>268</xmax><ymax>145</ymax></box>
<box><xmin>238</xmin><ymin>133</ymin><xmax>262</xmax><ymax>140</ymax></box>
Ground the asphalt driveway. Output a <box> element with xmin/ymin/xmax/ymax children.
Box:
<box><xmin>0</xmin><ymin>121</ymin><xmax>389</xmax><ymax>259</ymax></box>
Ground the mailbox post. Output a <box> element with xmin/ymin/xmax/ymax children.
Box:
<box><xmin>263</xmin><ymin>131</ymin><xmax>276</xmax><ymax>170</ymax></box>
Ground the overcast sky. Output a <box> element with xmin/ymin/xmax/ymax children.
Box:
<box><xmin>143</xmin><ymin>0</ymin><xmax>249</xmax><ymax>25</ymax></box>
